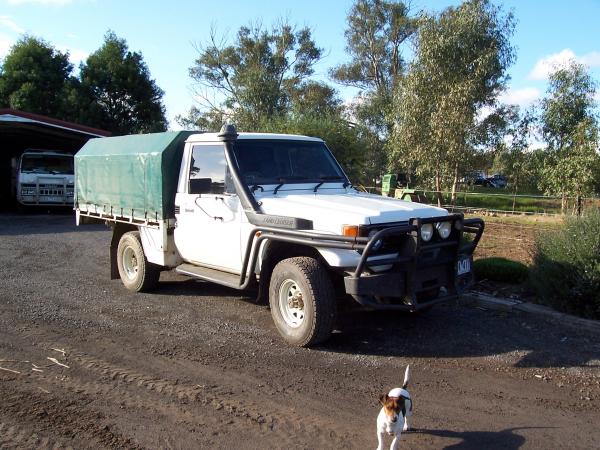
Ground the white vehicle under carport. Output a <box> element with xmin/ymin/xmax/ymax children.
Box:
<box><xmin>12</xmin><ymin>149</ymin><xmax>74</xmax><ymax>206</ymax></box>
<box><xmin>75</xmin><ymin>125</ymin><xmax>484</xmax><ymax>346</ymax></box>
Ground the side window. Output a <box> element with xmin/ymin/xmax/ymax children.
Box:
<box><xmin>190</xmin><ymin>145</ymin><xmax>234</xmax><ymax>194</ymax></box>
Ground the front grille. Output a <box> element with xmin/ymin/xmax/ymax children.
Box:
<box><xmin>38</xmin><ymin>184</ymin><xmax>64</xmax><ymax>196</ymax></box>
<box><xmin>360</xmin><ymin>221</ymin><xmax>410</xmax><ymax>256</ymax></box>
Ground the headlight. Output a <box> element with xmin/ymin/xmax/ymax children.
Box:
<box><xmin>436</xmin><ymin>221</ymin><xmax>452</xmax><ymax>239</ymax></box>
<box><xmin>368</xmin><ymin>229</ymin><xmax>383</xmax><ymax>251</ymax></box>
<box><xmin>420</xmin><ymin>223</ymin><xmax>434</xmax><ymax>241</ymax></box>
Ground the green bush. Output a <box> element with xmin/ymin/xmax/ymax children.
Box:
<box><xmin>473</xmin><ymin>257</ymin><xmax>529</xmax><ymax>283</ymax></box>
<box><xmin>530</xmin><ymin>208</ymin><xmax>600</xmax><ymax>320</ymax></box>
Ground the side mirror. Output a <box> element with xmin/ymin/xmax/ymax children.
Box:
<box><xmin>189</xmin><ymin>178</ymin><xmax>212</xmax><ymax>194</ymax></box>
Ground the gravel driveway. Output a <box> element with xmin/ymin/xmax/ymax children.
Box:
<box><xmin>0</xmin><ymin>213</ymin><xmax>599</xmax><ymax>449</ymax></box>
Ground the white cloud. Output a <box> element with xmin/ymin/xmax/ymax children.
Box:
<box><xmin>498</xmin><ymin>87</ymin><xmax>541</xmax><ymax>107</ymax></box>
<box><xmin>7</xmin><ymin>0</ymin><xmax>74</xmax><ymax>5</ymax></box>
<box><xmin>68</xmin><ymin>48</ymin><xmax>88</xmax><ymax>64</ymax></box>
<box><xmin>529</xmin><ymin>49</ymin><xmax>600</xmax><ymax>80</ymax></box>
<box><xmin>580</xmin><ymin>51</ymin><xmax>600</xmax><ymax>67</ymax></box>
<box><xmin>0</xmin><ymin>36</ymin><xmax>14</xmax><ymax>58</ymax></box>
<box><xmin>57</xmin><ymin>45</ymin><xmax>88</xmax><ymax>65</ymax></box>
<box><xmin>0</xmin><ymin>15</ymin><xmax>25</xmax><ymax>33</ymax></box>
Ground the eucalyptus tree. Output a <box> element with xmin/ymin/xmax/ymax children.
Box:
<box><xmin>186</xmin><ymin>21</ymin><xmax>323</xmax><ymax>130</ymax></box>
<box><xmin>330</xmin><ymin>0</ymin><xmax>417</xmax><ymax>181</ymax></box>
<box><xmin>331</xmin><ymin>0</ymin><xmax>417</xmax><ymax>136</ymax></box>
<box><xmin>539</xmin><ymin>62</ymin><xmax>599</xmax><ymax>213</ymax></box>
<box><xmin>389</xmin><ymin>0</ymin><xmax>515</xmax><ymax>204</ymax></box>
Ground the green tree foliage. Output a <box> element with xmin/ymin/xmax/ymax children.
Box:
<box><xmin>389</xmin><ymin>0</ymin><xmax>515</xmax><ymax>203</ymax></box>
<box><xmin>289</xmin><ymin>81</ymin><xmax>342</xmax><ymax>118</ymax></box>
<box><xmin>256</xmin><ymin>114</ymin><xmax>368</xmax><ymax>183</ymax></box>
<box><xmin>331</xmin><ymin>0</ymin><xmax>415</xmax><ymax>133</ymax></box>
<box><xmin>0</xmin><ymin>35</ymin><xmax>77</xmax><ymax>120</ymax></box>
<box><xmin>332</xmin><ymin>0</ymin><xmax>417</xmax><ymax>181</ymax></box>
<box><xmin>79</xmin><ymin>31</ymin><xmax>167</xmax><ymax>135</ymax></box>
<box><xmin>492</xmin><ymin>107</ymin><xmax>540</xmax><ymax>196</ymax></box>
<box><xmin>541</xmin><ymin>62</ymin><xmax>597</xmax><ymax>149</ymax></box>
<box><xmin>187</xmin><ymin>21</ymin><xmax>323</xmax><ymax>129</ymax></box>
<box><xmin>539</xmin><ymin>62</ymin><xmax>600</xmax><ymax>212</ymax></box>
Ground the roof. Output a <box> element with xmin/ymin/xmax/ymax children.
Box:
<box><xmin>21</xmin><ymin>149</ymin><xmax>74</xmax><ymax>156</ymax></box>
<box><xmin>186</xmin><ymin>132</ymin><xmax>324</xmax><ymax>144</ymax></box>
<box><xmin>0</xmin><ymin>109</ymin><xmax>111</xmax><ymax>138</ymax></box>
<box><xmin>76</xmin><ymin>131</ymin><xmax>193</xmax><ymax>156</ymax></box>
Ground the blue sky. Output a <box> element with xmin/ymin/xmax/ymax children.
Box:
<box><xmin>1</xmin><ymin>0</ymin><xmax>599</xmax><ymax>128</ymax></box>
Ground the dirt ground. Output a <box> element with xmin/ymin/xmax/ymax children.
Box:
<box><xmin>1</xmin><ymin>213</ymin><xmax>599</xmax><ymax>450</ymax></box>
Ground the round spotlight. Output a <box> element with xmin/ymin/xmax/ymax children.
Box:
<box><xmin>420</xmin><ymin>223</ymin><xmax>434</xmax><ymax>242</ymax></box>
<box><xmin>436</xmin><ymin>221</ymin><xmax>452</xmax><ymax>239</ymax></box>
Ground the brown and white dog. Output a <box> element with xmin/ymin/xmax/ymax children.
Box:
<box><xmin>376</xmin><ymin>365</ymin><xmax>413</xmax><ymax>450</ymax></box>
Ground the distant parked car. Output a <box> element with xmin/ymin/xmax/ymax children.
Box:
<box><xmin>474</xmin><ymin>176</ymin><xmax>497</xmax><ymax>188</ymax></box>
<box><xmin>488</xmin><ymin>174</ymin><xmax>507</xmax><ymax>188</ymax></box>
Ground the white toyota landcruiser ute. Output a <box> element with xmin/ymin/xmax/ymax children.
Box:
<box><xmin>75</xmin><ymin>125</ymin><xmax>484</xmax><ymax>346</ymax></box>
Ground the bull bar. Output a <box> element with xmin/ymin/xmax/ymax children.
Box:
<box><xmin>235</xmin><ymin>214</ymin><xmax>484</xmax><ymax>311</ymax></box>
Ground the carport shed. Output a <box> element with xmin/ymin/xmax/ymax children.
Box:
<box><xmin>0</xmin><ymin>109</ymin><xmax>110</xmax><ymax>209</ymax></box>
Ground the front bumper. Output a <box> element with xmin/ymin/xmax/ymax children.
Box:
<box><xmin>343</xmin><ymin>215</ymin><xmax>484</xmax><ymax>311</ymax></box>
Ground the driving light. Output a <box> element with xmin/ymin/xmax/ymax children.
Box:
<box><xmin>436</xmin><ymin>221</ymin><xmax>452</xmax><ymax>239</ymax></box>
<box><xmin>420</xmin><ymin>223</ymin><xmax>434</xmax><ymax>242</ymax></box>
<box><xmin>368</xmin><ymin>229</ymin><xmax>383</xmax><ymax>251</ymax></box>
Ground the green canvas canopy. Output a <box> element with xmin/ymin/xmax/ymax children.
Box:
<box><xmin>75</xmin><ymin>131</ymin><xmax>194</xmax><ymax>221</ymax></box>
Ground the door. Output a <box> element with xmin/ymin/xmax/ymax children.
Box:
<box><xmin>174</xmin><ymin>143</ymin><xmax>242</xmax><ymax>272</ymax></box>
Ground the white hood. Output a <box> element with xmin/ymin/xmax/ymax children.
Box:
<box><xmin>256</xmin><ymin>187</ymin><xmax>447</xmax><ymax>234</ymax></box>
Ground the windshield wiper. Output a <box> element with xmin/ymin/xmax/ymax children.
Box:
<box><xmin>314</xmin><ymin>176</ymin><xmax>346</xmax><ymax>193</ymax></box>
<box><xmin>273</xmin><ymin>176</ymin><xmax>310</xmax><ymax>195</ymax></box>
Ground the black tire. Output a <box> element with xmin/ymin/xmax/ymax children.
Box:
<box><xmin>269</xmin><ymin>257</ymin><xmax>336</xmax><ymax>347</ymax></box>
<box><xmin>116</xmin><ymin>231</ymin><xmax>160</xmax><ymax>292</ymax></box>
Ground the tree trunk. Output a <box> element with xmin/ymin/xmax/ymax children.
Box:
<box><xmin>451</xmin><ymin>162</ymin><xmax>459</xmax><ymax>205</ymax></box>
<box><xmin>435</xmin><ymin>171</ymin><xmax>442</xmax><ymax>208</ymax></box>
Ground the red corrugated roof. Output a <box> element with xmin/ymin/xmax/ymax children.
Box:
<box><xmin>0</xmin><ymin>108</ymin><xmax>111</xmax><ymax>137</ymax></box>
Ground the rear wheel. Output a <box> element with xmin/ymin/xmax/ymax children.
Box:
<box><xmin>117</xmin><ymin>231</ymin><xmax>160</xmax><ymax>292</ymax></box>
<box><xmin>269</xmin><ymin>257</ymin><xmax>336</xmax><ymax>347</ymax></box>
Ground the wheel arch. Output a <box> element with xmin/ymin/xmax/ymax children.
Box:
<box><xmin>110</xmin><ymin>223</ymin><xmax>139</xmax><ymax>279</ymax></box>
<box><xmin>256</xmin><ymin>240</ymin><xmax>328</xmax><ymax>304</ymax></box>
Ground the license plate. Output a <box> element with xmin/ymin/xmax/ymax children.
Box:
<box><xmin>457</xmin><ymin>256</ymin><xmax>471</xmax><ymax>275</ymax></box>
<box><xmin>40</xmin><ymin>196</ymin><xmax>64</xmax><ymax>203</ymax></box>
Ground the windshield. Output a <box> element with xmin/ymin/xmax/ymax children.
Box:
<box><xmin>21</xmin><ymin>154</ymin><xmax>74</xmax><ymax>175</ymax></box>
<box><xmin>232</xmin><ymin>140</ymin><xmax>347</xmax><ymax>185</ymax></box>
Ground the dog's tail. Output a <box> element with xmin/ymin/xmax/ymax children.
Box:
<box><xmin>402</xmin><ymin>365</ymin><xmax>410</xmax><ymax>389</ymax></box>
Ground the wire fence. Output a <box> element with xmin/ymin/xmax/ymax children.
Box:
<box><xmin>359</xmin><ymin>186</ymin><xmax>600</xmax><ymax>217</ymax></box>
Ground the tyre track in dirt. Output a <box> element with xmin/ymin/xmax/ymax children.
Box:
<box><xmin>69</xmin><ymin>348</ymin><xmax>356</xmax><ymax>448</ymax></box>
<box><xmin>2</xmin><ymin>329</ymin><xmax>359</xmax><ymax>449</ymax></box>
<box><xmin>0</xmin><ymin>419</ymin><xmax>72</xmax><ymax>450</ymax></box>
<box><xmin>0</xmin><ymin>381</ymin><xmax>141</xmax><ymax>449</ymax></box>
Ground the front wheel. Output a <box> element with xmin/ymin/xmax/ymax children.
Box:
<box><xmin>269</xmin><ymin>257</ymin><xmax>336</xmax><ymax>347</ymax></box>
<box><xmin>117</xmin><ymin>231</ymin><xmax>160</xmax><ymax>292</ymax></box>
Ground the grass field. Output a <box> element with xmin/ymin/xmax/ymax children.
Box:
<box><xmin>468</xmin><ymin>214</ymin><xmax>563</xmax><ymax>265</ymax></box>
<box><xmin>410</xmin><ymin>187</ymin><xmax>599</xmax><ymax>215</ymax></box>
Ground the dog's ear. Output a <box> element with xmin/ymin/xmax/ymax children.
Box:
<box><xmin>379</xmin><ymin>394</ymin><xmax>388</xmax><ymax>405</ymax></box>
